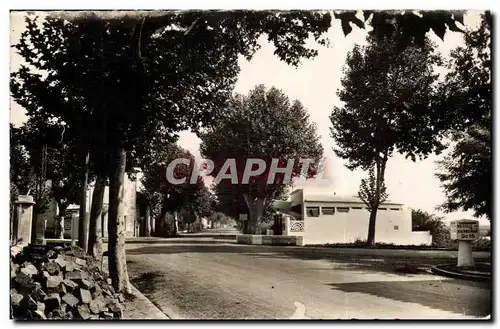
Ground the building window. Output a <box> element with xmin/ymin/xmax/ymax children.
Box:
<box><xmin>337</xmin><ymin>207</ymin><xmax>350</xmax><ymax>213</ymax></box>
<box><xmin>306</xmin><ymin>207</ymin><xmax>320</xmax><ymax>217</ymax></box>
<box><xmin>352</xmin><ymin>207</ymin><xmax>363</xmax><ymax>210</ymax></box>
<box><xmin>379</xmin><ymin>208</ymin><xmax>387</xmax><ymax>210</ymax></box>
<box><xmin>322</xmin><ymin>207</ymin><xmax>335</xmax><ymax>215</ymax></box>
<box><xmin>390</xmin><ymin>208</ymin><xmax>401</xmax><ymax>211</ymax></box>
<box><xmin>394</xmin><ymin>225</ymin><xmax>399</xmax><ymax>230</ymax></box>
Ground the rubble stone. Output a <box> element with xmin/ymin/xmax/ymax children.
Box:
<box><xmin>32</xmin><ymin>283</ymin><xmax>48</xmax><ymax>301</ymax></box>
<box><xmin>77</xmin><ymin>304</ymin><xmax>91</xmax><ymax>320</ymax></box>
<box><xmin>80</xmin><ymin>289</ymin><xmax>92</xmax><ymax>304</ymax></box>
<box><xmin>66</xmin><ymin>270</ymin><xmax>85</xmax><ymax>281</ymax></box>
<box><xmin>20</xmin><ymin>265</ymin><xmax>38</xmax><ymax>278</ymax></box>
<box><xmin>10</xmin><ymin>289</ymin><xmax>24</xmax><ymax>306</ymax></box>
<box><xmin>81</xmin><ymin>279</ymin><xmax>94</xmax><ymax>290</ymax></box>
<box><xmin>89</xmin><ymin>297</ymin><xmax>107</xmax><ymax>314</ymax></box>
<box><xmin>15</xmin><ymin>271</ymin><xmax>34</xmax><ymax>290</ymax></box>
<box><xmin>46</xmin><ymin>275</ymin><xmax>63</xmax><ymax>289</ymax></box>
<box><xmin>63</xmin><ymin>279</ymin><xmax>79</xmax><ymax>292</ymax></box>
<box><xmin>44</xmin><ymin>261</ymin><xmax>61</xmax><ymax>275</ymax></box>
<box><xmin>54</xmin><ymin>256</ymin><xmax>67</xmax><ymax>269</ymax></box>
<box><xmin>11</xmin><ymin>244</ymin><xmax>125</xmax><ymax>320</ymax></box>
<box><xmin>44</xmin><ymin>293</ymin><xmax>61</xmax><ymax>312</ymax></box>
<box><xmin>75</xmin><ymin>258</ymin><xmax>87</xmax><ymax>267</ymax></box>
<box><xmin>46</xmin><ymin>250</ymin><xmax>57</xmax><ymax>259</ymax></box>
<box><xmin>106</xmin><ymin>299</ymin><xmax>122</xmax><ymax>313</ymax></box>
<box><xmin>31</xmin><ymin>309</ymin><xmax>47</xmax><ymax>320</ymax></box>
<box><xmin>91</xmin><ymin>282</ymin><xmax>102</xmax><ymax>295</ymax></box>
<box><xmin>62</xmin><ymin>293</ymin><xmax>79</xmax><ymax>308</ymax></box>
<box><xmin>102</xmin><ymin>312</ymin><xmax>114</xmax><ymax>319</ymax></box>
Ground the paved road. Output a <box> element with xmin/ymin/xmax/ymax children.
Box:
<box><xmin>125</xmin><ymin>239</ymin><xmax>491</xmax><ymax>320</ymax></box>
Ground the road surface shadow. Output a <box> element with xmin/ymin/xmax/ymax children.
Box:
<box><xmin>130</xmin><ymin>271</ymin><xmax>165</xmax><ymax>295</ymax></box>
<box><xmin>327</xmin><ymin>280</ymin><xmax>491</xmax><ymax>317</ymax></box>
<box><xmin>126</xmin><ymin>244</ymin><xmax>491</xmax><ymax>276</ymax></box>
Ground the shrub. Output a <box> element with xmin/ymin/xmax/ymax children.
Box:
<box><xmin>473</xmin><ymin>237</ymin><xmax>491</xmax><ymax>250</ymax></box>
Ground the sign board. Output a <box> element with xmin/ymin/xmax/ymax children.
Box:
<box><xmin>239</xmin><ymin>214</ymin><xmax>248</xmax><ymax>221</ymax></box>
<box><xmin>450</xmin><ymin>220</ymin><xmax>479</xmax><ymax>240</ymax></box>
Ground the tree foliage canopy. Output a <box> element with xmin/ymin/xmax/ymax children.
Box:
<box><xmin>200</xmin><ymin>85</ymin><xmax>324</xmax><ymax>200</ymax></box>
<box><xmin>141</xmin><ymin>143</ymin><xmax>207</xmax><ymax>215</ymax></box>
<box><xmin>330</xmin><ymin>34</ymin><xmax>443</xmax><ymax>171</ymax></box>
<box><xmin>436</xmin><ymin>15</ymin><xmax>491</xmax><ymax>220</ymax></box>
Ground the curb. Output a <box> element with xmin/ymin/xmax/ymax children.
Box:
<box><xmin>124</xmin><ymin>284</ymin><xmax>170</xmax><ymax>320</ymax></box>
<box><xmin>431</xmin><ymin>263</ymin><xmax>491</xmax><ymax>282</ymax></box>
<box><xmin>130</xmin><ymin>283</ymin><xmax>183</xmax><ymax>319</ymax></box>
<box><xmin>103</xmin><ymin>236</ymin><xmax>237</xmax><ymax>244</ymax></box>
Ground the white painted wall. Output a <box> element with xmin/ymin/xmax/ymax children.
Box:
<box><xmin>300</xmin><ymin>201</ymin><xmax>431</xmax><ymax>245</ymax></box>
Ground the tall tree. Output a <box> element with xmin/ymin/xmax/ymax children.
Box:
<box><xmin>15</xmin><ymin>118</ymin><xmax>82</xmax><ymax>241</ymax></box>
<box><xmin>10</xmin><ymin>124</ymin><xmax>32</xmax><ymax>195</ymax></box>
<box><xmin>436</xmin><ymin>124</ymin><xmax>491</xmax><ymax>220</ymax></box>
<box><xmin>200</xmin><ymin>85</ymin><xmax>323</xmax><ymax>234</ymax></box>
<box><xmin>141</xmin><ymin>144</ymin><xmax>208</xmax><ymax>237</ymax></box>
<box><xmin>436</xmin><ymin>15</ymin><xmax>492</xmax><ymax>220</ymax></box>
<box><xmin>330</xmin><ymin>32</ymin><xmax>443</xmax><ymax>246</ymax></box>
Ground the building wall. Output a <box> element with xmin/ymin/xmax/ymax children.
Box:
<box><xmin>123</xmin><ymin>177</ymin><xmax>137</xmax><ymax>237</ymax></box>
<box><xmin>298</xmin><ymin>201</ymin><xmax>431</xmax><ymax>246</ymax></box>
<box><xmin>96</xmin><ymin>174</ymin><xmax>137</xmax><ymax>238</ymax></box>
<box><xmin>39</xmin><ymin>199</ymin><xmax>59</xmax><ymax>237</ymax></box>
<box><xmin>43</xmin><ymin>172</ymin><xmax>138</xmax><ymax>239</ymax></box>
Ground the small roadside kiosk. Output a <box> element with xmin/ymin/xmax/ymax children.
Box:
<box><xmin>450</xmin><ymin>219</ymin><xmax>480</xmax><ymax>268</ymax></box>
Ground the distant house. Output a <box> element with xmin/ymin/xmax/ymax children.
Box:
<box><xmin>272</xmin><ymin>189</ymin><xmax>432</xmax><ymax>246</ymax></box>
<box><xmin>43</xmin><ymin>171</ymin><xmax>152</xmax><ymax>239</ymax></box>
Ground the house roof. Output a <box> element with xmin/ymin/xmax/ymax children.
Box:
<box><xmin>303</xmin><ymin>194</ymin><xmax>403</xmax><ymax>206</ymax></box>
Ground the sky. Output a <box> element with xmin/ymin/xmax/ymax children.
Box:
<box><xmin>9</xmin><ymin>11</ymin><xmax>489</xmax><ymax>226</ymax></box>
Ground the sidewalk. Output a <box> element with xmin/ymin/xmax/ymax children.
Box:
<box><xmin>123</xmin><ymin>285</ymin><xmax>169</xmax><ymax>320</ymax></box>
<box><xmin>101</xmin><ymin>256</ymin><xmax>169</xmax><ymax>320</ymax></box>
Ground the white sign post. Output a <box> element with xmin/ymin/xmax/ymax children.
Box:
<box><xmin>239</xmin><ymin>214</ymin><xmax>248</xmax><ymax>221</ymax></box>
<box><xmin>450</xmin><ymin>219</ymin><xmax>479</xmax><ymax>268</ymax></box>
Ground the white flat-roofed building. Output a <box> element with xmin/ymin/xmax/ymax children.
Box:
<box><xmin>272</xmin><ymin>189</ymin><xmax>432</xmax><ymax>246</ymax></box>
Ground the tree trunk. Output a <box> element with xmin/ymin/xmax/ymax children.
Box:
<box><xmin>88</xmin><ymin>174</ymin><xmax>106</xmax><ymax>260</ymax></box>
<box><xmin>366</xmin><ymin>157</ymin><xmax>388</xmax><ymax>246</ymax></box>
<box><xmin>243</xmin><ymin>194</ymin><xmax>265</xmax><ymax>234</ymax></box>
<box><xmin>58</xmin><ymin>215</ymin><xmax>65</xmax><ymax>239</ymax></box>
<box><xmin>366</xmin><ymin>209</ymin><xmax>377</xmax><ymax>246</ymax></box>
<box><xmin>56</xmin><ymin>200</ymin><xmax>65</xmax><ymax>239</ymax></box>
<box><xmin>78</xmin><ymin>151</ymin><xmax>90</xmax><ymax>252</ymax></box>
<box><xmin>107</xmin><ymin>147</ymin><xmax>131</xmax><ymax>294</ymax></box>
<box><xmin>173</xmin><ymin>211</ymin><xmax>179</xmax><ymax>236</ymax></box>
<box><xmin>156</xmin><ymin>194</ymin><xmax>169</xmax><ymax>237</ymax></box>
<box><xmin>144</xmin><ymin>205</ymin><xmax>151</xmax><ymax>237</ymax></box>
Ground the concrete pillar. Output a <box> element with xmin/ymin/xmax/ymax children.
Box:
<box><xmin>12</xmin><ymin>195</ymin><xmax>35</xmax><ymax>246</ymax></box>
<box><xmin>70</xmin><ymin>213</ymin><xmax>79</xmax><ymax>245</ymax></box>
<box><xmin>174</xmin><ymin>212</ymin><xmax>179</xmax><ymax>235</ymax></box>
<box><xmin>145</xmin><ymin>205</ymin><xmax>152</xmax><ymax>237</ymax></box>
<box><xmin>457</xmin><ymin>240</ymin><xmax>475</xmax><ymax>268</ymax></box>
<box><xmin>102</xmin><ymin>212</ymin><xmax>108</xmax><ymax>238</ymax></box>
